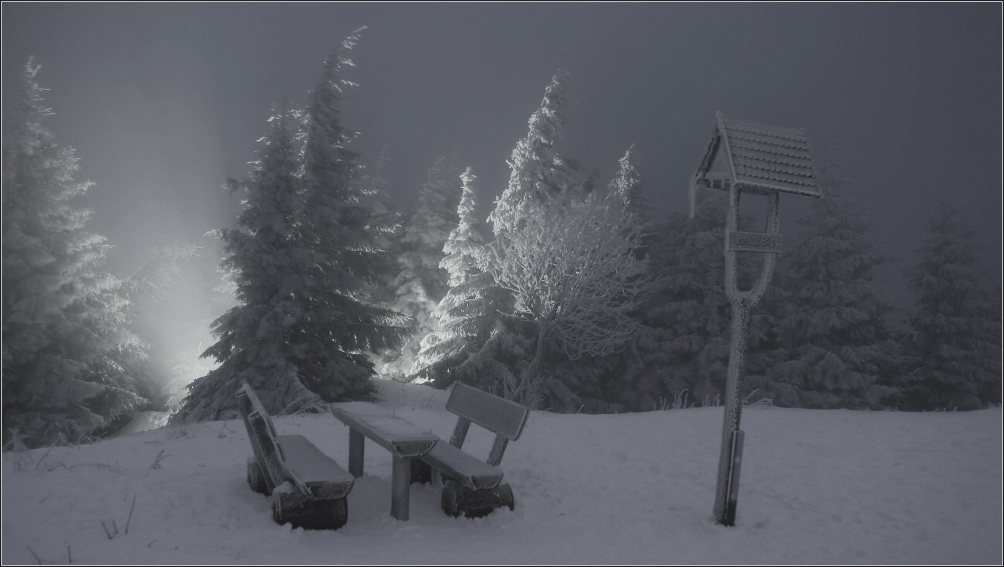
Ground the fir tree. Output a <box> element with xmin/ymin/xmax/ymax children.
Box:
<box><xmin>602</xmin><ymin>186</ymin><xmax>782</xmax><ymax>412</ymax></box>
<box><xmin>180</xmin><ymin>32</ymin><xmax>407</xmax><ymax>421</ymax></box>
<box><xmin>757</xmin><ymin>166</ymin><xmax>900</xmax><ymax>409</ymax></box>
<box><xmin>176</xmin><ymin>108</ymin><xmax>319</xmax><ymax>421</ymax></box>
<box><xmin>381</xmin><ymin>156</ymin><xmax>462</xmax><ymax>379</ymax></box>
<box><xmin>360</xmin><ymin>145</ymin><xmax>405</xmax><ymax>309</ymax></box>
<box><xmin>296</xmin><ymin>29</ymin><xmax>405</xmax><ymax>394</ymax></box>
<box><xmin>3</xmin><ymin>59</ymin><xmax>145</xmax><ymax>447</ymax></box>
<box><xmin>473</xmin><ymin>72</ymin><xmax>580</xmax><ymax>405</ymax></box>
<box><xmin>903</xmin><ymin>202</ymin><xmax>1000</xmax><ymax>410</ymax></box>
<box><xmin>615</xmin><ymin>190</ymin><xmax>736</xmax><ymax>410</ymax></box>
<box><xmin>609</xmin><ymin>145</ymin><xmax>643</xmax><ymax>221</ymax></box>
<box><xmin>413</xmin><ymin>168</ymin><xmax>498</xmax><ymax>386</ymax></box>
<box><xmin>488</xmin><ymin>72</ymin><xmax>579</xmax><ymax>238</ymax></box>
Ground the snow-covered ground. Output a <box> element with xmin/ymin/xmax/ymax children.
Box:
<box><xmin>3</xmin><ymin>379</ymin><xmax>1001</xmax><ymax>565</ymax></box>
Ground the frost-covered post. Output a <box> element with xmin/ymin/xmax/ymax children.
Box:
<box><xmin>690</xmin><ymin>112</ymin><xmax>821</xmax><ymax>526</ymax></box>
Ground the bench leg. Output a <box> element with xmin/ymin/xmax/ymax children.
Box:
<box><xmin>273</xmin><ymin>490</ymin><xmax>349</xmax><ymax>530</ymax></box>
<box><xmin>410</xmin><ymin>458</ymin><xmax>433</xmax><ymax>484</ymax></box>
<box><xmin>391</xmin><ymin>455</ymin><xmax>411</xmax><ymax>521</ymax></box>
<box><xmin>348</xmin><ymin>428</ymin><xmax>365</xmax><ymax>478</ymax></box>
<box><xmin>441</xmin><ymin>481</ymin><xmax>514</xmax><ymax>518</ymax></box>
<box><xmin>247</xmin><ymin>458</ymin><xmax>270</xmax><ymax>495</ymax></box>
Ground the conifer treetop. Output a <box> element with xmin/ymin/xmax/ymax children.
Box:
<box><xmin>489</xmin><ymin>72</ymin><xmax>578</xmax><ymax>237</ymax></box>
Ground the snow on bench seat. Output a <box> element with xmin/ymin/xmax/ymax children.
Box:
<box><xmin>236</xmin><ymin>381</ymin><xmax>354</xmax><ymax>523</ymax></box>
<box><xmin>421</xmin><ymin>440</ymin><xmax>504</xmax><ymax>490</ymax></box>
<box><xmin>275</xmin><ymin>434</ymin><xmax>354</xmax><ymax>500</ymax></box>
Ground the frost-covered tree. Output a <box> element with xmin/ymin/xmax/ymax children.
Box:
<box><xmin>448</xmin><ymin>72</ymin><xmax>569</xmax><ymax>405</ymax></box>
<box><xmin>613</xmin><ymin>190</ymin><xmax>736</xmax><ymax>410</ymax></box>
<box><xmin>543</xmin><ymin>149</ymin><xmax>648</xmax><ymax>412</ymax></box>
<box><xmin>488</xmin><ymin>72</ymin><xmax>579</xmax><ymax>238</ymax></box>
<box><xmin>609</xmin><ymin>145</ymin><xmax>642</xmax><ymax>220</ymax></box>
<box><xmin>359</xmin><ymin>145</ymin><xmax>406</xmax><ymax>307</ymax></box>
<box><xmin>3</xmin><ymin>60</ymin><xmax>145</xmax><ymax>447</ymax></box>
<box><xmin>413</xmin><ymin>168</ymin><xmax>498</xmax><ymax>386</ymax></box>
<box><xmin>176</xmin><ymin>108</ymin><xmax>321</xmax><ymax>421</ymax></box>
<box><xmin>181</xmin><ymin>32</ymin><xmax>405</xmax><ymax>422</ymax></box>
<box><xmin>488</xmin><ymin>189</ymin><xmax>650</xmax><ymax>408</ymax></box>
<box><xmin>470</xmin><ymin>73</ymin><xmax>655</xmax><ymax>409</ymax></box>
<box><xmin>380</xmin><ymin>156</ymin><xmax>462</xmax><ymax>379</ymax></box>
<box><xmin>295</xmin><ymin>29</ymin><xmax>405</xmax><ymax>394</ymax></box>
<box><xmin>756</xmin><ymin>167</ymin><xmax>900</xmax><ymax>409</ymax></box>
<box><xmin>902</xmin><ymin>202</ymin><xmax>1001</xmax><ymax>410</ymax></box>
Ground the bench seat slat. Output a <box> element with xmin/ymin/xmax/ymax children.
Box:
<box><xmin>276</xmin><ymin>435</ymin><xmax>355</xmax><ymax>484</ymax></box>
<box><xmin>421</xmin><ymin>441</ymin><xmax>504</xmax><ymax>490</ymax></box>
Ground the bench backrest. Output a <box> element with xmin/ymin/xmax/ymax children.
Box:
<box><xmin>236</xmin><ymin>381</ymin><xmax>279</xmax><ymax>438</ymax></box>
<box><xmin>447</xmin><ymin>382</ymin><xmax>529</xmax><ymax>441</ymax></box>
<box><xmin>236</xmin><ymin>381</ymin><xmax>283</xmax><ymax>488</ymax></box>
<box><xmin>446</xmin><ymin>383</ymin><xmax>529</xmax><ymax>467</ymax></box>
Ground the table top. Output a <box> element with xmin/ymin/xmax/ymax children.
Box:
<box><xmin>330</xmin><ymin>402</ymin><xmax>438</xmax><ymax>457</ymax></box>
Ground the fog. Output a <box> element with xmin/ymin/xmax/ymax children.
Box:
<box><xmin>3</xmin><ymin>3</ymin><xmax>1001</xmax><ymax>380</ymax></box>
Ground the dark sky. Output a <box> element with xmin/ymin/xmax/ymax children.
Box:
<box><xmin>3</xmin><ymin>3</ymin><xmax>1002</xmax><ymax>322</ymax></box>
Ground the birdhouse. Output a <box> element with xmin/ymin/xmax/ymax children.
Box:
<box><xmin>691</xmin><ymin>111</ymin><xmax>822</xmax><ymax>204</ymax></box>
<box><xmin>689</xmin><ymin>112</ymin><xmax>822</xmax><ymax>527</ymax></box>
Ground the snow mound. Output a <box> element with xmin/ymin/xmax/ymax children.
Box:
<box><xmin>2</xmin><ymin>381</ymin><xmax>1001</xmax><ymax>565</ymax></box>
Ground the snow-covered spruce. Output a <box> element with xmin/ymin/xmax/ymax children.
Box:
<box><xmin>177</xmin><ymin>107</ymin><xmax>317</xmax><ymax>421</ymax></box>
<box><xmin>487</xmin><ymin>72</ymin><xmax>579</xmax><ymax>239</ymax></box>
<box><xmin>754</xmin><ymin>164</ymin><xmax>902</xmax><ymax>410</ymax></box>
<box><xmin>179</xmin><ymin>30</ymin><xmax>406</xmax><ymax>421</ymax></box>
<box><xmin>379</xmin><ymin>156</ymin><xmax>462</xmax><ymax>380</ymax></box>
<box><xmin>611</xmin><ymin>190</ymin><xmax>738</xmax><ymax>411</ymax></box>
<box><xmin>608</xmin><ymin>145</ymin><xmax>643</xmax><ymax>221</ymax></box>
<box><xmin>903</xmin><ymin>201</ymin><xmax>1001</xmax><ymax>410</ymax></box>
<box><xmin>450</xmin><ymin>73</ymin><xmax>583</xmax><ymax>405</ymax></box>
<box><xmin>296</xmin><ymin>28</ymin><xmax>406</xmax><ymax>399</ymax></box>
<box><xmin>2</xmin><ymin>59</ymin><xmax>146</xmax><ymax>448</ymax></box>
<box><xmin>412</xmin><ymin>168</ymin><xmax>499</xmax><ymax>387</ymax></box>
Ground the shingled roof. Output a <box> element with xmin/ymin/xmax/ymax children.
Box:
<box><xmin>691</xmin><ymin>111</ymin><xmax>822</xmax><ymax>200</ymax></box>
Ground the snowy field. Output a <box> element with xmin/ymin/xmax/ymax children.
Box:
<box><xmin>2</xmin><ymin>379</ymin><xmax>1001</xmax><ymax>565</ymax></box>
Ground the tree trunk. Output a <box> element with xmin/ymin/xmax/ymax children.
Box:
<box><xmin>519</xmin><ymin>319</ymin><xmax>550</xmax><ymax>408</ymax></box>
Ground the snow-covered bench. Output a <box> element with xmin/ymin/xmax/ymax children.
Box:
<box><xmin>236</xmin><ymin>381</ymin><xmax>354</xmax><ymax>530</ymax></box>
<box><xmin>414</xmin><ymin>382</ymin><xmax>530</xmax><ymax>518</ymax></box>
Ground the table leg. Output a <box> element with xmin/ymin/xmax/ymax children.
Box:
<box><xmin>349</xmin><ymin>428</ymin><xmax>365</xmax><ymax>478</ymax></box>
<box><xmin>391</xmin><ymin>455</ymin><xmax>411</xmax><ymax>520</ymax></box>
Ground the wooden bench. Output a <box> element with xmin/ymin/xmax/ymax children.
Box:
<box><xmin>414</xmin><ymin>382</ymin><xmax>530</xmax><ymax>518</ymax></box>
<box><xmin>236</xmin><ymin>381</ymin><xmax>354</xmax><ymax>530</ymax></box>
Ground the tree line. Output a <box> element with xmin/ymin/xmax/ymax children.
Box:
<box><xmin>3</xmin><ymin>34</ymin><xmax>1000</xmax><ymax>448</ymax></box>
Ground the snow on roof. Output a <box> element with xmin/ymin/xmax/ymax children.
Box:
<box><xmin>691</xmin><ymin>112</ymin><xmax>822</xmax><ymax>203</ymax></box>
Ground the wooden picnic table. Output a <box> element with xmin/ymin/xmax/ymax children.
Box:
<box><xmin>329</xmin><ymin>402</ymin><xmax>439</xmax><ymax>521</ymax></box>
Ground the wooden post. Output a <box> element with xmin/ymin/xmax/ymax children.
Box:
<box><xmin>724</xmin><ymin>430</ymin><xmax>745</xmax><ymax>526</ymax></box>
<box><xmin>391</xmin><ymin>455</ymin><xmax>411</xmax><ymax>521</ymax></box>
<box><xmin>349</xmin><ymin>428</ymin><xmax>365</xmax><ymax>478</ymax></box>
<box><xmin>712</xmin><ymin>188</ymin><xmax>779</xmax><ymax>526</ymax></box>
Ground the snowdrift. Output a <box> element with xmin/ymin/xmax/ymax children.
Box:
<box><xmin>2</xmin><ymin>380</ymin><xmax>1001</xmax><ymax>565</ymax></box>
